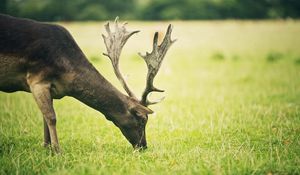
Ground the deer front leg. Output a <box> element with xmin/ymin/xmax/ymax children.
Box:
<box><xmin>43</xmin><ymin>118</ymin><xmax>51</xmax><ymax>147</ymax></box>
<box><xmin>29</xmin><ymin>82</ymin><xmax>60</xmax><ymax>153</ymax></box>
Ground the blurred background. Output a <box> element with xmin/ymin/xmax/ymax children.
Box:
<box><xmin>0</xmin><ymin>0</ymin><xmax>300</xmax><ymax>21</ymax></box>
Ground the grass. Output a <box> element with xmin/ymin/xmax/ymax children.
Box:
<box><xmin>1</xmin><ymin>20</ymin><xmax>300</xmax><ymax>174</ymax></box>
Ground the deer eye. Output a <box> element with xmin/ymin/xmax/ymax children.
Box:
<box><xmin>132</xmin><ymin>115</ymin><xmax>144</xmax><ymax>125</ymax></box>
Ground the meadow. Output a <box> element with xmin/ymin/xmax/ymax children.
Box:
<box><xmin>0</xmin><ymin>20</ymin><xmax>300</xmax><ymax>174</ymax></box>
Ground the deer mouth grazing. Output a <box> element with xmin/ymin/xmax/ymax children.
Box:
<box><xmin>134</xmin><ymin>144</ymin><xmax>147</xmax><ymax>151</ymax></box>
<box><xmin>133</xmin><ymin>133</ymin><xmax>147</xmax><ymax>150</ymax></box>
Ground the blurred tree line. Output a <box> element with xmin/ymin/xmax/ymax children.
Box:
<box><xmin>0</xmin><ymin>0</ymin><xmax>299</xmax><ymax>21</ymax></box>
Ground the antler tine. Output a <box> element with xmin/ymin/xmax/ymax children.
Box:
<box><xmin>102</xmin><ymin>17</ymin><xmax>140</xmax><ymax>99</ymax></box>
<box><xmin>139</xmin><ymin>24</ymin><xmax>176</xmax><ymax>106</ymax></box>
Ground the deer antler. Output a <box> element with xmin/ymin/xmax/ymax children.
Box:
<box><xmin>102</xmin><ymin>18</ymin><xmax>176</xmax><ymax>106</ymax></box>
<box><xmin>102</xmin><ymin>17</ymin><xmax>139</xmax><ymax>99</ymax></box>
<box><xmin>139</xmin><ymin>24</ymin><xmax>176</xmax><ymax>106</ymax></box>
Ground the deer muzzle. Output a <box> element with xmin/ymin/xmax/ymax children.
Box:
<box><xmin>134</xmin><ymin>131</ymin><xmax>147</xmax><ymax>150</ymax></box>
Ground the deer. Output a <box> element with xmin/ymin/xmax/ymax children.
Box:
<box><xmin>0</xmin><ymin>14</ymin><xmax>176</xmax><ymax>153</ymax></box>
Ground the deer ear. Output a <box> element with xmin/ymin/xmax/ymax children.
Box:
<box><xmin>131</xmin><ymin>104</ymin><xmax>153</xmax><ymax>117</ymax></box>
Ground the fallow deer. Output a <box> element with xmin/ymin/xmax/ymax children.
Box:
<box><xmin>0</xmin><ymin>14</ymin><xmax>175</xmax><ymax>153</ymax></box>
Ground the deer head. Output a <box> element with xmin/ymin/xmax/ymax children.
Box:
<box><xmin>102</xmin><ymin>17</ymin><xmax>176</xmax><ymax>149</ymax></box>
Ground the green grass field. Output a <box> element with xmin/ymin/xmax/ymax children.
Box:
<box><xmin>1</xmin><ymin>20</ymin><xmax>300</xmax><ymax>174</ymax></box>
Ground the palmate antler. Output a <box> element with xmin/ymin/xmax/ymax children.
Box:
<box><xmin>102</xmin><ymin>17</ymin><xmax>139</xmax><ymax>99</ymax></box>
<box><xmin>102</xmin><ymin>17</ymin><xmax>176</xmax><ymax>107</ymax></box>
<box><xmin>139</xmin><ymin>25</ymin><xmax>176</xmax><ymax>106</ymax></box>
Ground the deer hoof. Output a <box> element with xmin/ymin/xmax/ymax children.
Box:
<box><xmin>41</xmin><ymin>142</ymin><xmax>51</xmax><ymax>148</ymax></box>
<box><xmin>51</xmin><ymin>145</ymin><xmax>62</xmax><ymax>154</ymax></box>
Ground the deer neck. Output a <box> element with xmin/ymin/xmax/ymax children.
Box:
<box><xmin>69</xmin><ymin>65</ymin><xmax>129</xmax><ymax>119</ymax></box>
